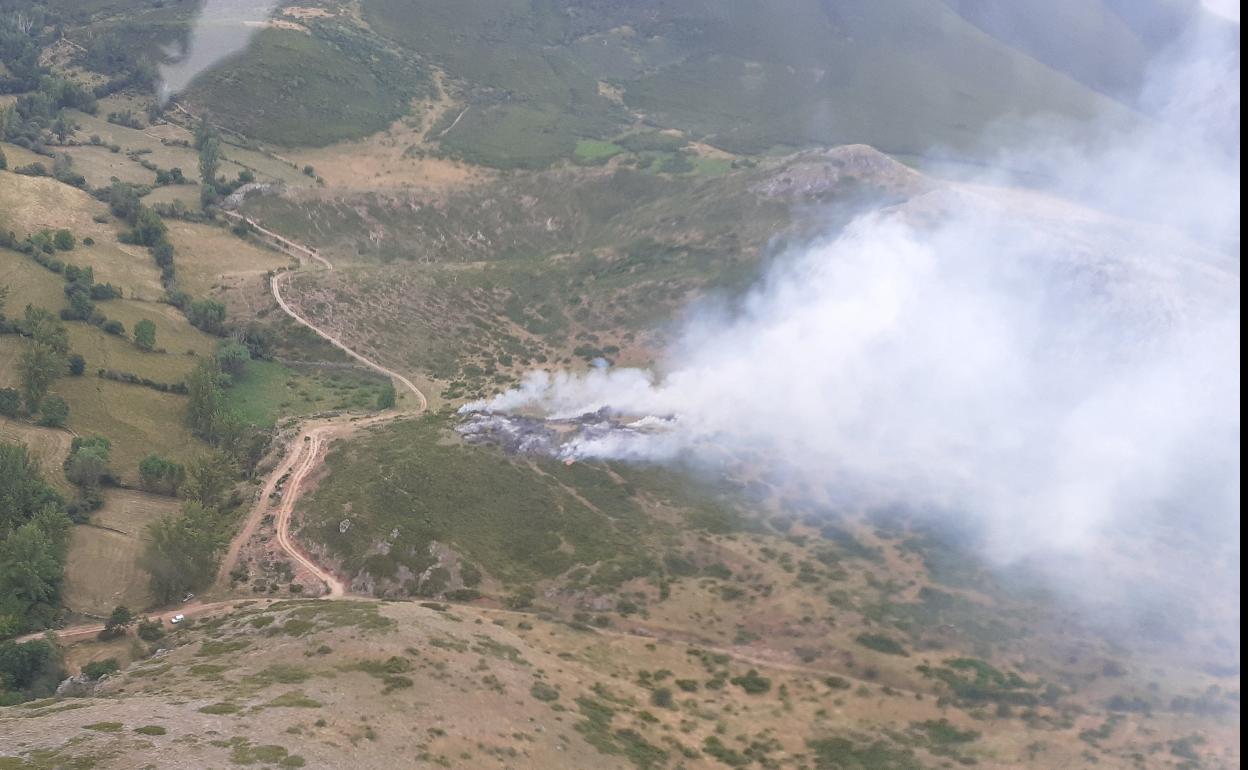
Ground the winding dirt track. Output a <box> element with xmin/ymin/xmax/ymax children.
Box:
<box><xmin>213</xmin><ymin>212</ymin><xmax>428</xmax><ymax>596</ymax></box>
<box><xmin>21</xmin><ymin>213</ymin><xmax>426</xmax><ymax>644</ymax></box>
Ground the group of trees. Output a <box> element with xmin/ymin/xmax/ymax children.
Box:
<box><xmin>0</xmin><ymin>442</ymin><xmax>71</xmax><ymax>640</ymax></box>
<box><xmin>65</xmin><ymin>436</ymin><xmax>112</xmax><ymax>513</ymax></box>
<box><xmin>142</xmin><ymin>497</ymin><xmax>229</xmax><ymax>605</ymax></box>
<box><xmin>0</xmin><ymin>293</ymin><xmax>77</xmax><ymax>426</ymax></box>
<box><xmin>13</xmin><ymin>306</ymin><xmax>74</xmax><ymax>425</ymax></box>
<box><xmin>139</xmin><ymin>454</ymin><xmax>185</xmax><ymax>495</ymax></box>
<box><xmin>0</xmin><ymin>636</ymin><xmax>63</xmax><ymax>706</ymax></box>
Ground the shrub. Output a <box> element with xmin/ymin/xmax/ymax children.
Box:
<box><xmin>730</xmin><ymin>669</ymin><xmax>771</xmax><ymax>694</ymax></box>
<box><xmin>137</xmin><ymin>618</ymin><xmax>165</xmax><ymax>642</ymax></box>
<box><xmin>855</xmin><ymin>634</ymin><xmax>909</xmax><ymax>656</ymax></box>
<box><xmin>530</xmin><ymin>682</ymin><xmax>560</xmax><ymax>702</ymax></box>
<box><xmin>0</xmin><ymin>388</ymin><xmax>21</xmax><ymax>417</ymax></box>
<box><xmin>82</xmin><ymin>659</ymin><xmax>120</xmax><ymax>680</ymax></box>
<box><xmin>68</xmin><ymin>354</ymin><xmax>86</xmax><ymax>376</ymax></box>
<box><xmin>102</xmin><ymin>319</ymin><xmax>126</xmax><ymax>336</ymax></box>
<box><xmin>38</xmin><ymin>396</ymin><xmax>69</xmax><ymax>427</ymax></box>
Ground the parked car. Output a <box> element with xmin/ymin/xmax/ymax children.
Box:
<box><xmin>170</xmin><ymin>614</ymin><xmax>186</xmax><ymax>625</ymax></box>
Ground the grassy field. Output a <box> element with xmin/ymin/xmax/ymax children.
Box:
<box><xmin>302</xmin><ymin>414</ymin><xmax>655</xmax><ymax>586</ymax></box>
<box><xmin>223</xmin><ymin>360</ymin><xmax>390</xmax><ymax>428</ymax></box>
<box><xmin>60</xmin><ymin>145</ymin><xmax>157</xmax><ymax>188</ymax></box>
<box><xmin>0</xmin><ymin>171</ymin><xmax>167</xmax><ymax>300</ymax></box>
<box><xmin>359</xmin><ymin>0</ymin><xmax>1139</xmax><ymax>168</ymax></box>
<box><xmin>0</xmin><ymin>247</ymin><xmax>68</xmax><ymax>314</ymax></box>
<box><xmin>0</xmin><ymin>417</ymin><xmax>75</xmax><ymax>495</ymax></box>
<box><xmin>51</xmin><ymin>376</ymin><xmax>198</xmax><ymax>487</ymax></box>
<box><xmin>62</xmin><ymin>489</ymin><xmax>178</xmax><ymax>616</ymax></box>
<box><xmin>165</xmin><ymin>221</ymin><xmax>291</xmax><ymax>299</ymax></box>
<box><xmin>182</xmin><ymin>27</ymin><xmax>428</xmax><ymax>147</ymax></box>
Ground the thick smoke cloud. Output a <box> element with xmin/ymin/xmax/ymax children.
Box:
<box><xmin>159</xmin><ymin>0</ymin><xmax>280</xmax><ymax>102</ymax></box>
<box><xmin>465</xmin><ymin>15</ymin><xmax>1240</xmax><ymax>643</ymax></box>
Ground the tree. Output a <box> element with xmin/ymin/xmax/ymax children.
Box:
<box><xmin>216</xmin><ymin>340</ymin><xmax>250</xmax><ymax>378</ymax></box>
<box><xmin>66</xmin><ymin>437</ymin><xmax>111</xmax><ymax>491</ymax></box>
<box><xmin>37</xmin><ymin>395</ymin><xmax>68</xmax><ymax>428</ymax></box>
<box><xmin>198</xmin><ymin>122</ymin><xmax>221</xmax><ymax>206</ymax></box>
<box><xmin>0</xmin><ymin>145</ymin><xmax>6</xmax><ymax>171</ymax></box>
<box><xmin>139</xmin><ymin>454</ymin><xmax>184</xmax><ymax>496</ymax></box>
<box><xmin>183</xmin><ymin>450</ymin><xmax>236</xmax><ymax>509</ymax></box>
<box><xmin>0</xmin><ymin>639</ymin><xmax>63</xmax><ymax>702</ymax></box>
<box><xmin>98</xmin><ymin>605</ymin><xmax>134</xmax><ymax>640</ymax></box>
<box><xmin>132</xmin><ymin>207</ymin><xmax>166</xmax><ymax>247</ymax></box>
<box><xmin>19</xmin><ymin>343</ymin><xmax>61</xmax><ymax>413</ymax></box>
<box><xmin>67</xmin><ymin>354</ymin><xmax>85</xmax><ymax>376</ymax></box>
<box><xmin>136</xmin><ymin>617</ymin><xmax>165</xmax><ymax>642</ymax></box>
<box><xmin>186</xmin><ymin>358</ymin><xmax>227</xmax><ymax>440</ymax></box>
<box><xmin>376</xmin><ymin>381</ymin><xmax>396</xmax><ymax>410</ymax></box>
<box><xmin>108</xmin><ymin>182</ymin><xmax>141</xmax><ymax>221</ymax></box>
<box><xmin>142</xmin><ymin>502</ymin><xmax>226</xmax><ymax>604</ymax></box>
<box><xmin>0</xmin><ymin>522</ymin><xmax>65</xmax><ymax>636</ymax></box>
<box><xmin>187</xmin><ymin>299</ymin><xmax>226</xmax><ymax>334</ymax></box>
<box><xmin>22</xmin><ymin>306</ymin><xmax>69</xmax><ymax>358</ymax></box>
<box><xmin>133</xmin><ymin>319</ymin><xmax>157</xmax><ymax>352</ymax></box>
<box><xmin>52</xmin><ymin>229</ymin><xmax>74</xmax><ymax>251</ymax></box>
<box><xmin>0</xmin><ymin>389</ymin><xmax>20</xmax><ymax>418</ymax></box>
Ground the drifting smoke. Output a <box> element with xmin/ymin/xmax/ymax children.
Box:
<box><xmin>464</xmin><ymin>16</ymin><xmax>1240</xmax><ymax>644</ymax></box>
<box><xmin>158</xmin><ymin>0</ymin><xmax>280</xmax><ymax>104</ymax></box>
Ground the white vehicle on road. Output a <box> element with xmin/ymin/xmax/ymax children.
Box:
<box><xmin>170</xmin><ymin>614</ymin><xmax>186</xmax><ymax>625</ymax></box>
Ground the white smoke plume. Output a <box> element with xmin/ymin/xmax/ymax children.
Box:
<box><xmin>464</xmin><ymin>15</ymin><xmax>1240</xmax><ymax>642</ymax></box>
<box><xmin>159</xmin><ymin>0</ymin><xmax>280</xmax><ymax>103</ymax></box>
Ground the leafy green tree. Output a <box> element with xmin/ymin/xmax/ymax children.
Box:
<box><xmin>22</xmin><ymin>306</ymin><xmax>69</xmax><ymax>358</ymax></box>
<box><xmin>98</xmin><ymin>605</ymin><xmax>134</xmax><ymax>640</ymax></box>
<box><xmin>139</xmin><ymin>454</ymin><xmax>185</xmax><ymax>496</ymax></box>
<box><xmin>108</xmin><ymin>181</ymin><xmax>141</xmax><ymax>221</ymax></box>
<box><xmin>0</xmin><ymin>522</ymin><xmax>65</xmax><ymax>636</ymax></box>
<box><xmin>132</xmin><ymin>207</ymin><xmax>166</xmax><ymax>247</ymax></box>
<box><xmin>216</xmin><ymin>340</ymin><xmax>250</xmax><ymax>378</ymax></box>
<box><xmin>66</xmin><ymin>437</ymin><xmax>111</xmax><ymax>491</ymax></box>
<box><xmin>183</xmin><ymin>450</ymin><xmax>236</xmax><ymax>509</ymax></box>
<box><xmin>37</xmin><ymin>395</ymin><xmax>68</xmax><ymax>427</ymax></box>
<box><xmin>141</xmin><ymin>502</ymin><xmax>226</xmax><ymax>605</ymax></box>
<box><xmin>0</xmin><ymin>639</ymin><xmax>63</xmax><ymax>703</ymax></box>
<box><xmin>67</xmin><ymin>354</ymin><xmax>85</xmax><ymax>376</ymax></box>
<box><xmin>185</xmin><ymin>358</ymin><xmax>227</xmax><ymax>440</ymax></box>
<box><xmin>0</xmin><ymin>389</ymin><xmax>20</xmax><ymax>418</ymax></box>
<box><xmin>19</xmin><ymin>343</ymin><xmax>61</xmax><ymax>413</ymax></box>
<box><xmin>376</xmin><ymin>382</ymin><xmax>396</xmax><ymax>410</ymax></box>
<box><xmin>187</xmin><ymin>299</ymin><xmax>226</xmax><ymax>334</ymax></box>
<box><xmin>52</xmin><ymin>229</ymin><xmax>74</xmax><ymax>251</ymax></box>
<box><xmin>133</xmin><ymin>319</ymin><xmax>157</xmax><ymax>352</ymax></box>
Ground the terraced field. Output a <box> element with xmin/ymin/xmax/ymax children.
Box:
<box><xmin>63</xmin><ymin>490</ymin><xmax>179</xmax><ymax>616</ymax></box>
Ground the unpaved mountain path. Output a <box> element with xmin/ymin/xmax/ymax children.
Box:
<box><xmin>19</xmin><ymin>216</ymin><xmax>860</xmax><ymax>689</ymax></box>
<box><xmin>211</xmin><ymin>212</ymin><xmax>428</xmax><ymax>598</ymax></box>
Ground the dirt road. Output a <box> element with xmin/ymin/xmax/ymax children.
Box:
<box><xmin>212</xmin><ymin>214</ymin><xmax>428</xmax><ymax>597</ymax></box>
<box><xmin>23</xmin><ymin>212</ymin><xmax>426</xmax><ymax>646</ymax></box>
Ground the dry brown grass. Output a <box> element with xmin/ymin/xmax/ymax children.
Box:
<box><xmin>63</xmin><ymin>490</ymin><xmax>181</xmax><ymax>617</ymax></box>
<box><xmin>0</xmin><ymin>171</ymin><xmax>166</xmax><ymax>299</ymax></box>
<box><xmin>0</xmin><ymin>247</ymin><xmax>66</xmax><ymax>315</ymax></box>
<box><xmin>0</xmin><ymin>416</ymin><xmax>74</xmax><ymax>494</ymax></box>
<box><xmin>167</xmin><ymin>221</ymin><xmax>292</xmax><ymax>298</ymax></box>
<box><xmin>60</xmin><ymin>145</ymin><xmax>156</xmax><ymax>188</ymax></box>
<box><xmin>51</xmin><ymin>377</ymin><xmax>197</xmax><ymax>486</ymax></box>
